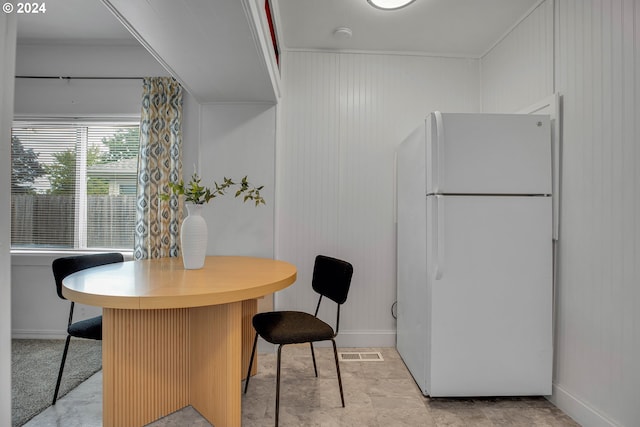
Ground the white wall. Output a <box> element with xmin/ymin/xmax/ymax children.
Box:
<box><xmin>480</xmin><ymin>0</ymin><xmax>640</xmax><ymax>425</ymax></box>
<box><xmin>14</xmin><ymin>44</ymin><xmax>167</xmax><ymax>116</ymax></box>
<box><xmin>197</xmin><ymin>103</ymin><xmax>276</xmax><ymax>259</ymax></box>
<box><xmin>10</xmin><ymin>40</ymin><xmax>278</xmax><ymax>337</ymax></box>
<box><xmin>552</xmin><ymin>1</ymin><xmax>640</xmax><ymax>425</ymax></box>
<box><xmin>480</xmin><ymin>0</ymin><xmax>554</xmax><ymax>112</ymax></box>
<box><xmin>188</xmin><ymin>103</ymin><xmax>277</xmax><ymax>314</ymax></box>
<box><xmin>1</xmin><ymin>12</ymin><xmax>17</xmax><ymax>427</ymax></box>
<box><xmin>10</xmin><ymin>42</ymin><xmax>175</xmax><ymax>338</ymax></box>
<box><xmin>276</xmin><ymin>51</ymin><xmax>480</xmax><ymax>346</ymax></box>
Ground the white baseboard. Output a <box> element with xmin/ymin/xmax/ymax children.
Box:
<box><xmin>335</xmin><ymin>330</ymin><xmax>396</xmax><ymax>348</ymax></box>
<box><xmin>288</xmin><ymin>330</ymin><xmax>395</xmax><ymax>348</ymax></box>
<box><xmin>256</xmin><ymin>330</ymin><xmax>396</xmax><ymax>354</ymax></box>
<box><xmin>13</xmin><ymin>329</ymin><xmax>397</xmax><ymax>348</ymax></box>
<box><xmin>12</xmin><ymin>329</ymin><xmax>67</xmax><ymax>339</ymax></box>
<box><xmin>549</xmin><ymin>383</ymin><xmax>620</xmax><ymax>427</ymax></box>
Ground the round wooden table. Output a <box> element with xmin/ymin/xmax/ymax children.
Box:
<box><xmin>63</xmin><ymin>256</ymin><xmax>297</xmax><ymax>427</ymax></box>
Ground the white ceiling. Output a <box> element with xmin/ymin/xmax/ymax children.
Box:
<box><xmin>17</xmin><ymin>0</ymin><xmax>540</xmax><ymax>57</ymax></box>
<box><xmin>275</xmin><ymin>0</ymin><xmax>540</xmax><ymax>57</ymax></box>
<box><xmin>14</xmin><ymin>0</ymin><xmax>540</xmax><ymax>102</ymax></box>
<box><xmin>16</xmin><ymin>0</ymin><xmax>136</xmax><ymax>45</ymax></box>
<box><xmin>100</xmin><ymin>0</ymin><xmax>279</xmax><ymax>103</ymax></box>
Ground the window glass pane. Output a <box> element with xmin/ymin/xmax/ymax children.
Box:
<box><xmin>11</xmin><ymin>121</ymin><xmax>140</xmax><ymax>251</ymax></box>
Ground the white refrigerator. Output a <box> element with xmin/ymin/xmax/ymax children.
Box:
<box><xmin>396</xmin><ymin>112</ymin><xmax>553</xmax><ymax>397</ymax></box>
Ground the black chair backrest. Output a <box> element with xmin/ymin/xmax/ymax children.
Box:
<box><xmin>53</xmin><ymin>253</ymin><xmax>124</xmax><ymax>300</ymax></box>
<box><xmin>312</xmin><ymin>255</ymin><xmax>353</xmax><ymax>305</ymax></box>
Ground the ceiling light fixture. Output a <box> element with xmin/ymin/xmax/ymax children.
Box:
<box><xmin>367</xmin><ymin>0</ymin><xmax>416</xmax><ymax>10</ymax></box>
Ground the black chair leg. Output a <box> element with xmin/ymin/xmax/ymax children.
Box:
<box><xmin>275</xmin><ymin>344</ymin><xmax>283</xmax><ymax>427</ymax></box>
<box><xmin>331</xmin><ymin>339</ymin><xmax>345</xmax><ymax>407</ymax></box>
<box><xmin>310</xmin><ymin>342</ymin><xmax>318</xmax><ymax>377</ymax></box>
<box><xmin>53</xmin><ymin>334</ymin><xmax>71</xmax><ymax>405</ymax></box>
<box><xmin>244</xmin><ymin>332</ymin><xmax>259</xmax><ymax>394</ymax></box>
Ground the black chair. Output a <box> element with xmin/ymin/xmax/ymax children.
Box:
<box><xmin>51</xmin><ymin>252</ymin><xmax>124</xmax><ymax>405</ymax></box>
<box><xmin>244</xmin><ymin>255</ymin><xmax>354</xmax><ymax>427</ymax></box>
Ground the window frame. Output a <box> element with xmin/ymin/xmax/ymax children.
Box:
<box><xmin>10</xmin><ymin>115</ymin><xmax>141</xmax><ymax>255</ymax></box>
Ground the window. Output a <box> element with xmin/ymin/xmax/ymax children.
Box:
<box><xmin>11</xmin><ymin>120</ymin><xmax>140</xmax><ymax>251</ymax></box>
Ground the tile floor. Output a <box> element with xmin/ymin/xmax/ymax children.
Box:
<box><xmin>25</xmin><ymin>346</ymin><xmax>580</xmax><ymax>427</ymax></box>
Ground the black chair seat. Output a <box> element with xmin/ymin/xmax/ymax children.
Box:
<box><xmin>67</xmin><ymin>315</ymin><xmax>102</xmax><ymax>340</ymax></box>
<box><xmin>252</xmin><ymin>311</ymin><xmax>334</xmax><ymax>345</ymax></box>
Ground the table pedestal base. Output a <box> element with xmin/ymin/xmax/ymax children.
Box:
<box><xmin>103</xmin><ymin>300</ymin><xmax>254</xmax><ymax>427</ymax></box>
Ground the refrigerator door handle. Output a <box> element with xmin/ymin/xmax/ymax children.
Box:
<box><xmin>434</xmin><ymin>111</ymin><xmax>445</xmax><ymax>192</ymax></box>
<box><xmin>433</xmin><ymin>195</ymin><xmax>444</xmax><ymax>280</ymax></box>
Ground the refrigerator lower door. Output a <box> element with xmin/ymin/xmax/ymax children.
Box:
<box><xmin>427</xmin><ymin>195</ymin><xmax>553</xmax><ymax>397</ymax></box>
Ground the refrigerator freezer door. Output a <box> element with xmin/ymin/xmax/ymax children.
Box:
<box><xmin>426</xmin><ymin>113</ymin><xmax>552</xmax><ymax>195</ymax></box>
<box><xmin>426</xmin><ymin>195</ymin><xmax>553</xmax><ymax>397</ymax></box>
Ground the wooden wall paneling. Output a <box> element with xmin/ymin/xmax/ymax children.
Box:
<box><xmin>276</xmin><ymin>50</ymin><xmax>479</xmax><ymax>347</ymax></box>
<box><xmin>552</xmin><ymin>1</ymin><xmax>640</xmax><ymax>425</ymax></box>
<box><xmin>480</xmin><ymin>0</ymin><xmax>554</xmax><ymax>113</ymax></box>
<box><xmin>480</xmin><ymin>0</ymin><xmax>640</xmax><ymax>425</ymax></box>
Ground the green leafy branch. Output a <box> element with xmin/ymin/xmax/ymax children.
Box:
<box><xmin>160</xmin><ymin>173</ymin><xmax>265</xmax><ymax>206</ymax></box>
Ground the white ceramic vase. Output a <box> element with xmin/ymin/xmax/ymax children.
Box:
<box><xmin>181</xmin><ymin>203</ymin><xmax>208</xmax><ymax>269</ymax></box>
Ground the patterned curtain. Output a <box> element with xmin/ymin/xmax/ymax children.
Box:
<box><xmin>133</xmin><ymin>77</ymin><xmax>183</xmax><ymax>260</ymax></box>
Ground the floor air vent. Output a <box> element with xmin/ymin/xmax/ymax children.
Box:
<box><xmin>338</xmin><ymin>351</ymin><xmax>384</xmax><ymax>362</ymax></box>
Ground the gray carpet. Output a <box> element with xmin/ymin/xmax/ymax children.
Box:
<box><xmin>11</xmin><ymin>338</ymin><xmax>102</xmax><ymax>427</ymax></box>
